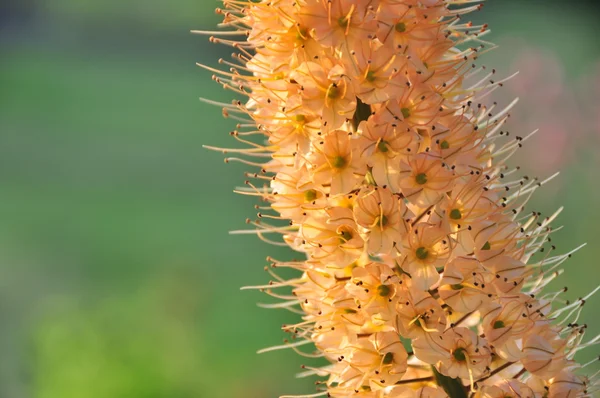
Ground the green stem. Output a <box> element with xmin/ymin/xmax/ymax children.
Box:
<box><xmin>432</xmin><ymin>366</ymin><xmax>468</xmax><ymax>398</ymax></box>
<box><xmin>394</xmin><ymin>376</ymin><xmax>434</xmax><ymax>385</ymax></box>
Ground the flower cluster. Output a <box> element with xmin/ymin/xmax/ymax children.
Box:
<box><xmin>198</xmin><ymin>1</ymin><xmax>598</xmax><ymax>397</ymax></box>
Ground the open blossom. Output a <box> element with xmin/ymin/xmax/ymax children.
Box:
<box><xmin>354</xmin><ymin>186</ymin><xmax>407</xmax><ymax>254</ymax></box>
<box><xmin>398</xmin><ymin>153</ymin><xmax>455</xmax><ymax>207</ymax></box>
<box><xmin>200</xmin><ymin>0</ymin><xmax>598</xmax><ymax>397</ymax></box>
<box><xmin>476</xmin><ymin>381</ymin><xmax>535</xmax><ymax>398</ymax></box>
<box><xmin>292</xmin><ymin>60</ymin><xmax>358</xmax><ymax>131</ymax></box>
<box><xmin>413</xmin><ymin>327</ymin><xmax>492</xmax><ymax>380</ymax></box>
<box><xmin>438</xmin><ymin>257</ymin><xmax>493</xmax><ymax>313</ymax></box>
<box><xmin>395</xmin><ymin>287</ymin><xmax>446</xmax><ymax>339</ymax></box>
<box><xmin>398</xmin><ymin>222</ymin><xmax>449</xmax><ymax>290</ymax></box>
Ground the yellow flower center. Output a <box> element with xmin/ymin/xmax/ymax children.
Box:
<box><xmin>395</xmin><ymin>22</ymin><xmax>406</xmax><ymax>33</ymax></box>
<box><xmin>416</xmin><ymin>246</ymin><xmax>429</xmax><ymax>260</ymax></box>
<box><xmin>377</xmin><ymin>141</ymin><xmax>389</xmax><ymax>153</ymax></box>
<box><xmin>304</xmin><ymin>189</ymin><xmax>317</xmax><ymax>202</ymax></box>
<box><xmin>332</xmin><ymin>155</ymin><xmax>347</xmax><ymax>169</ymax></box>
<box><xmin>296</xmin><ymin>27</ymin><xmax>308</xmax><ymax>41</ymax></box>
<box><xmin>377</xmin><ymin>214</ymin><xmax>389</xmax><ymax>227</ymax></box>
<box><xmin>337</xmin><ymin>16</ymin><xmax>349</xmax><ymax>28</ymax></box>
<box><xmin>377</xmin><ymin>284</ymin><xmax>391</xmax><ymax>297</ymax></box>
<box><xmin>339</xmin><ymin>229</ymin><xmax>353</xmax><ymax>243</ymax></box>
<box><xmin>452</xmin><ymin>347</ymin><xmax>467</xmax><ymax>362</ymax></box>
<box><xmin>401</xmin><ymin>107</ymin><xmax>411</xmax><ymax>119</ymax></box>
<box><xmin>382</xmin><ymin>352</ymin><xmax>394</xmax><ymax>364</ymax></box>
<box><xmin>450</xmin><ymin>208</ymin><xmax>462</xmax><ymax>220</ymax></box>
<box><xmin>327</xmin><ymin>84</ymin><xmax>341</xmax><ymax>99</ymax></box>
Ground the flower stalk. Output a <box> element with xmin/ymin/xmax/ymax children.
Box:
<box><xmin>432</xmin><ymin>367</ymin><xmax>467</xmax><ymax>398</ymax></box>
<box><xmin>198</xmin><ymin>1</ymin><xmax>599</xmax><ymax>397</ymax></box>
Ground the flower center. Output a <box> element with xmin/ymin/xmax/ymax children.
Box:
<box><xmin>377</xmin><ymin>140</ymin><xmax>389</xmax><ymax>153</ymax></box>
<box><xmin>337</xmin><ymin>16</ymin><xmax>349</xmax><ymax>28</ymax></box>
<box><xmin>296</xmin><ymin>27</ymin><xmax>308</xmax><ymax>41</ymax></box>
<box><xmin>395</xmin><ymin>22</ymin><xmax>406</xmax><ymax>33</ymax></box>
<box><xmin>401</xmin><ymin>107</ymin><xmax>411</xmax><ymax>119</ymax></box>
<box><xmin>332</xmin><ymin>155</ymin><xmax>347</xmax><ymax>169</ymax></box>
<box><xmin>416</xmin><ymin>246</ymin><xmax>429</xmax><ymax>260</ymax></box>
<box><xmin>377</xmin><ymin>284</ymin><xmax>391</xmax><ymax>297</ymax></box>
<box><xmin>493</xmin><ymin>320</ymin><xmax>505</xmax><ymax>329</ymax></box>
<box><xmin>382</xmin><ymin>352</ymin><xmax>394</xmax><ymax>364</ymax></box>
<box><xmin>327</xmin><ymin>84</ymin><xmax>341</xmax><ymax>99</ymax></box>
<box><xmin>452</xmin><ymin>347</ymin><xmax>467</xmax><ymax>362</ymax></box>
<box><xmin>450</xmin><ymin>208</ymin><xmax>462</xmax><ymax>220</ymax></box>
<box><xmin>451</xmin><ymin>284</ymin><xmax>464</xmax><ymax>290</ymax></box>
<box><xmin>339</xmin><ymin>229</ymin><xmax>353</xmax><ymax>243</ymax></box>
<box><xmin>481</xmin><ymin>241</ymin><xmax>491</xmax><ymax>250</ymax></box>
<box><xmin>304</xmin><ymin>189</ymin><xmax>317</xmax><ymax>202</ymax></box>
<box><xmin>294</xmin><ymin>114</ymin><xmax>306</xmax><ymax>123</ymax></box>
<box><xmin>366</xmin><ymin>70</ymin><xmax>377</xmax><ymax>82</ymax></box>
<box><xmin>377</xmin><ymin>214</ymin><xmax>389</xmax><ymax>227</ymax></box>
<box><xmin>440</xmin><ymin>140</ymin><xmax>450</xmax><ymax>149</ymax></box>
<box><xmin>415</xmin><ymin>173</ymin><xmax>428</xmax><ymax>185</ymax></box>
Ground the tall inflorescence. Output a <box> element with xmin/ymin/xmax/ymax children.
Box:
<box><xmin>197</xmin><ymin>1</ymin><xmax>599</xmax><ymax>397</ymax></box>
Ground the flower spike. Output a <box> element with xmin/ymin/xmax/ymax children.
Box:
<box><xmin>199</xmin><ymin>1</ymin><xmax>598</xmax><ymax>397</ymax></box>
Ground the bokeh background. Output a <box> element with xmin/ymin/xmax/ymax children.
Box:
<box><xmin>1</xmin><ymin>1</ymin><xmax>599</xmax><ymax>397</ymax></box>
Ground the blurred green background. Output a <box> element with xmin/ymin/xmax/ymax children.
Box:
<box><xmin>0</xmin><ymin>1</ymin><xmax>599</xmax><ymax>397</ymax></box>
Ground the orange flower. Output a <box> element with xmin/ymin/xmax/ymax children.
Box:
<box><xmin>413</xmin><ymin>327</ymin><xmax>491</xmax><ymax>380</ymax></box>
<box><xmin>347</xmin><ymin>39</ymin><xmax>409</xmax><ymax>104</ymax></box>
<box><xmin>399</xmin><ymin>223</ymin><xmax>449</xmax><ymax>290</ymax></box>
<box><xmin>353</xmin><ymin>187</ymin><xmax>406</xmax><ymax>254</ymax></box>
<box><xmin>299</xmin><ymin>0</ymin><xmax>378</xmax><ymax>49</ymax></box>
<box><xmin>292</xmin><ymin>59</ymin><xmax>357</xmax><ymax>131</ymax></box>
<box><xmin>438</xmin><ymin>257</ymin><xmax>493</xmax><ymax>313</ymax></box>
<box><xmin>346</xmin><ymin>262</ymin><xmax>399</xmax><ymax>314</ymax></box>
<box><xmin>357</xmin><ymin>117</ymin><xmax>417</xmax><ymax>190</ymax></box>
<box><xmin>395</xmin><ymin>287</ymin><xmax>446</xmax><ymax>339</ymax></box>
<box><xmin>308</xmin><ymin>129</ymin><xmax>366</xmax><ymax>194</ymax></box>
<box><xmin>398</xmin><ymin>153</ymin><xmax>455</xmax><ymax>207</ymax></box>
<box><xmin>477</xmin><ymin>381</ymin><xmax>535</xmax><ymax>398</ymax></box>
